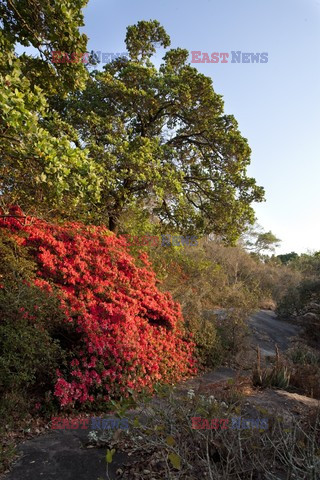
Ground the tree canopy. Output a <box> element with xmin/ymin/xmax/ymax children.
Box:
<box><xmin>0</xmin><ymin>0</ymin><xmax>104</xmax><ymax>216</ymax></box>
<box><xmin>1</xmin><ymin>13</ymin><xmax>264</xmax><ymax>243</ymax></box>
<box><xmin>52</xmin><ymin>20</ymin><xmax>264</xmax><ymax>240</ymax></box>
<box><xmin>276</xmin><ymin>252</ymin><xmax>299</xmax><ymax>265</ymax></box>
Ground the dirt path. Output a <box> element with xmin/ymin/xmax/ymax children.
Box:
<box><xmin>2</xmin><ymin>310</ymin><xmax>314</xmax><ymax>480</ymax></box>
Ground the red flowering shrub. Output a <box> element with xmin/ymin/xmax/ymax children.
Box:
<box><xmin>0</xmin><ymin>206</ymin><xmax>196</xmax><ymax>407</ymax></box>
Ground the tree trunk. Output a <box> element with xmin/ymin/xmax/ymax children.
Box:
<box><xmin>108</xmin><ymin>215</ymin><xmax>118</xmax><ymax>233</ymax></box>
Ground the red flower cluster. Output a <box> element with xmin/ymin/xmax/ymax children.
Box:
<box><xmin>0</xmin><ymin>206</ymin><xmax>196</xmax><ymax>407</ymax></box>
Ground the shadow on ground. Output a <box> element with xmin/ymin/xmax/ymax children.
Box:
<box><xmin>3</xmin><ymin>310</ymin><xmax>314</xmax><ymax>480</ymax></box>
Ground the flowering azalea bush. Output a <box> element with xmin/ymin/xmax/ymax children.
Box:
<box><xmin>0</xmin><ymin>206</ymin><xmax>196</xmax><ymax>407</ymax></box>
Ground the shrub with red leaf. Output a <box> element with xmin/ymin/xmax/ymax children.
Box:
<box><xmin>0</xmin><ymin>206</ymin><xmax>196</xmax><ymax>407</ymax></box>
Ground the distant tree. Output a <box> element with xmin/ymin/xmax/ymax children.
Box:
<box><xmin>277</xmin><ymin>252</ymin><xmax>299</xmax><ymax>265</ymax></box>
<box><xmin>289</xmin><ymin>252</ymin><xmax>320</xmax><ymax>278</ymax></box>
<box><xmin>242</xmin><ymin>223</ymin><xmax>281</xmax><ymax>256</ymax></box>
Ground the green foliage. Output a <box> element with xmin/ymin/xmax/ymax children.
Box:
<box><xmin>53</xmin><ymin>20</ymin><xmax>264</xmax><ymax>239</ymax></box>
<box><xmin>0</xmin><ymin>305</ymin><xmax>63</xmax><ymax>394</ymax></box>
<box><xmin>242</xmin><ymin>223</ymin><xmax>281</xmax><ymax>256</ymax></box>
<box><xmin>290</xmin><ymin>364</ymin><xmax>320</xmax><ymax>399</ymax></box>
<box><xmin>0</xmin><ymin>0</ymin><xmax>104</xmax><ymax>217</ymax></box>
<box><xmin>275</xmin><ymin>286</ymin><xmax>302</xmax><ymax>318</ymax></box>
<box><xmin>1</xmin><ymin>14</ymin><xmax>264</xmax><ymax>238</ymax></box>
<box><xmin>142</xmin><ymin>233</ymin><xmax>301</xmax><ymax>367</ymax></box>
<box><xmin>143</xmin><ymin>237</ymin><xmax>279</xmax><ymax>366</ymax></box>
<box><xmin>277</xmin><ymin>279</ymin><xmax>320</xmax><ymax>316</ymax></box>
<box><xmin>276</xmin><ymin>252</ymin><xmax>299</xmax><ymax>265</ymax></box>
<box><xmin>187</xmin><ymin>313</ymin><xmax>222</xmax><ymax>367</ymax></box>
<box><xmin>214</xmin><ymin>306</ymin><xmax>251</xmax><ymax>359</ymax></box>
<box><xmin>279</xmin><ymin>344</ymin><xmax>320</xmax><ymax>398</ymax></box>
<box><xmin>106</xmin><ymin>448</ymin><xmax>115</xmax><ymax>464</ymax></box>
<box><xmin>276</xmin><ymin>251</ymin><xmax>320</xmax><ymax>347</ymax></box>
<box><xmin>254</xmin><ymin>231</ymin><xmax>281</xmax><ymax>253</ymax></box>
<box><xmin>252</xmin><ymin>347</ymin><xmax>291</xmax><ymax>389</ymax></box>
<box><xmin>288</xmin><ymin>344</ymin><xmax>320</xmax><ymax>366</ymax></box>
<box><xmin>0</xmin><ymin>31</ymin><xmax>102</xmax><ymax>216</ymax></box>
<box><xmin>0</xmin><ymin>230</ymin><xmax>68</xmax><ymax>425</ymax></box>
<box><xmin>288</xmin><ymin>252</ymin><xmax>320</xmax><ymax>278</ymax></box>
<box><xmin>297</xmin><ymin>279</ymin><xmax>320</xmax><ymax>310</ymax></box>
<box><xmin>168</xmin><ymin>452</ymin><xmax>181</xmax><ymax>470</ymax></box>
<box><xmin>125</xmin><ymin>20</ymin><xmax>170</xmax><ymax>62</ymax></box>
<box><xmin>0</xmin><ymin>0</ymin><xmax>90</xmax><ymax>94</ymax></box>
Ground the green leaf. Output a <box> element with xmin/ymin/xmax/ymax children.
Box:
<box><xmin>106</xmin><ymin>448</ymin><xmax>116</xmax><ymax>464</ymax></box>
<box><xmin>154</xmin><ymin>424</ymin><xmax>165</xmax><ymax>432</ymax></box>
<box><xmin>166</xmin><ymin>435</ymin><xmax>175</xmax><ymax>446</ymax></box>
<box><xmin>168</xmin><ymin>452</ymin><xmax>181</xmax><ymax>470</ymax></box>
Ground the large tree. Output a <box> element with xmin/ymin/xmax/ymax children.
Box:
<box><xmin>1</xmin><ymin>11</ymin><xmax>264</xmax><ymax>242</ymax></box>
<box><xmin>53</xmin><ymin>20</ymin><xmax>264</xmax><ymax>241</ymax></box>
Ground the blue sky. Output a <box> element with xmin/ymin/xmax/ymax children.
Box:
<box><xmin>80</xmin><ymin>0</ymin><xmax>320</xmax><ymax>254</ymax></box>
<box><xmin>15</xmin><ymin>0</ymin><xmax>319</xmax><ymax>253</ymax></box>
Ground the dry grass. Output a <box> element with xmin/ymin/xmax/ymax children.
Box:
<box><xmin>88</xmin><ymin>386</ymin><xmax>320</xmax><ymax>480</ymax></box>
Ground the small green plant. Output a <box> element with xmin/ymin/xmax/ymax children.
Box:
<box><xmin>253</xmin><ymin>346</ymin><xmax>291</xmax><ymax>389</ymax></box>
<box><xmin>289</xmin><ymin>344</ymin><xmax>320</xmax><ymax>366</ymax></box>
